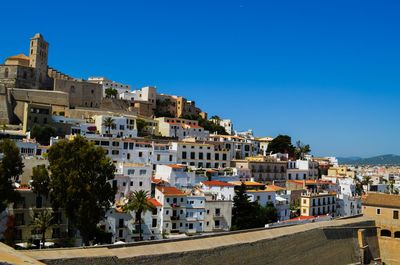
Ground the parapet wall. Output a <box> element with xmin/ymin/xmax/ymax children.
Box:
<box><xmin>23</xmin><ymin>217</ymin><xmax>380</xmax><ymax>265</ymax></box>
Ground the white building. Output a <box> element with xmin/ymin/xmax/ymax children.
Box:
<box><xmin>287</xmin><ymin>159</ymin><xmax>319</xmax><ymax>180</ymax></box>
<box><xmin>119</xmin><ymin>86</ymin><xmax>156</xmax><ymax>104</ymax></box>
<box><xmin>94</xmin><ymin>115</ymin><xmax>137</xmax><ymax>138</ymax></box>
<box><xmin>155</xmin><ymin>164</ymin><xmax>196</xmax><ymax>188</ymax></box>
<box><xmin>322</xmin><ymin>176</ymin><xmax>362</xmax><ymax>217</ymax></box>
<box><xmin>199</xmin><ymin>181</ymin><xmax>235</xmax><ymax>201</ymax></box>
<box><xmin>104</xmin><ymin>198</ymin><xmax>162</xmax><ymax>243</ymax></box>
<box><xmin>171</xmin><ymin>141</ymin><xmax>231</xmax><ymax>169</ymax></box>
<box><xmin>88</xmin><ymin>77</ymin><xmax>131</xmax><ymax>97</ymax></box>
<box><xmin>112</xmin><ymin>163</ymin><xmax>152</xmax><ymax>201</ymax></box>
<box><xmin>155</xmin><ymin>117</ymin><xmax>209</xmax><ymax>140</ymax></box>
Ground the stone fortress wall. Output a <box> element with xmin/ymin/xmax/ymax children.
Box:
<box><xmin>22</xmin><ymin>217</ymin><xmax>381</xmax><ymax>265</ymax></box>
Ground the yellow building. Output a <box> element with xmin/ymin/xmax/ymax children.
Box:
<box><xmin>8</xmin><ymin>188</ymin><xmax>69</xmax><ymax>248</ymax></box>
<box><xmin>362</xmin><ymin>193</ymin><xmax>400</xmax><ymax>264</ymax></box>
<box><xmin>300</xmin><ymin>191</ymin><xmax>336</xmax><ymax>217</ymax></box>
<box><xmin>327</xmin><ymin>166</ymin><xmax>355</xmax><ymax>178</ymax></box>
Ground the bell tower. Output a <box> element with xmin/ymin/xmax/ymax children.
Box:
<box><xmin>29</xmin><ymin>33</ymin><xmax>49</xmax><ymax>86</ymax></box>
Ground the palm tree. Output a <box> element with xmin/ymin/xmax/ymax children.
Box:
<box><xmin>362</xmin><ymin>176</ymin><xmax>373</xmax><ymax>192</ymax></box>
<box><xmin>123</xmin><ymin>190</ymin><xmax>154</xmax><ymax>241</ymax></box>
<box><xmin>295</xmin><ymin>140</ymin><xmax>311</xmax><ymax>160</ymax></box>
<box><xmin>102</xmin><ymin>117</ymin><xmax>115</xmax><ymax>135</ymax></box>
<box><xmin>389</xmin><ymin>179</ymin><xmax>395</xmax><ymax>194</ymax></box>
<box><xmin>31</xmin><ymin>209</ymin><xmax>53</xmax><ymax>249</ymax></box>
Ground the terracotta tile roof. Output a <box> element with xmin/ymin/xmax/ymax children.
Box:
<box><xmin>6</xmin><ymin>54</ymin><xmax>29</xmax><ymax>61</ymax></box>
<box><xmin>156</xmin><ymin>186</ymin><xmax>185</xmax><ymax>196</ymax></box>
<box><xmin>288</xmin><ymin>180</ymin><xmax>334</xmax><ymax>185</ymax></box>
<box><xmin>362</xmin><ymin>193</ymin><xmax>400</xmax><ymax>209</ymax></box>
<box><xmin>229</xmin><ymin>181</ymin><xmax>265</xmax><ymax>186</ymax></box>
<box><xmin>151</xmin><ymin>177</ymin><xmax>165</xmax><ymax>184</ymax></box>
<box><xmin>266</xmin><ymin>185</ymin><xmax>285</xmax><ymax>192</ymax></box>
<box><xmin>202</xmin><ymin>181</ymin><xmax>235</xmax><ymax>187</ymax></box>
<box><xmin>165</xmin><ymin>164</ymin><xmax>186</xmax><ymax>169</ymax></box>
<box><xmin>148</xmin><ymin>198</ymin><xmax>163</xmax><ymax>207</ymax></box>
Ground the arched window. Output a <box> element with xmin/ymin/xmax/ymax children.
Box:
<box><xmin>381</xmin><ymin>229</ymin><xmax>391</xmax><ymax>237</ymax></box>
<box><xmin>394</xmin><ymin>231</ymin><xmax>400</xmax><ymax>238</ymax></box>
<box><xmin>4</xmin><ymin>68</ymin><xmax>9</xmax><ymax>78</ymax></box>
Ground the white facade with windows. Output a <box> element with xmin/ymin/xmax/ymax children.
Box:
<box><xmin>155</xmin><ymin>164</ymin><xmax>196</xmax><ymax>188</ymax></box>
<box><xmin>88</xmin><ymin>77</ymin><xmax>131</xmax><ymax>97</ymax></box>
<box><xmin>94</xmin><ymin>115</ymin><xmax>137</xmax><ymax>138</ymax></box>
<box><xmin>113</xmin><ymin>163</ymin><xmax>152</xmax><ymax>200</ymax></box>
<box><xmin>171</xmin><ymin>141</ymin><xmax>231</xmax><ymax>169</ymax></box>
<box><xmin>155</xmin><ymin>117</ymin><xmax>209</xmax><ymax>140</ymax></box>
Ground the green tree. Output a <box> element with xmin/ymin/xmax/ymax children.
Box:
<box><xmin>232</xmin><ymin>183</ymin><xmax>258</xmax><ymax>230</ymax></box>
<box><xmin>102</xmin><ymin>117</ymin><xmax>115</xmax><ymax>135</ymax></box>
<box><xmin>48</xmin><ymin>136</ymin><xmax>116</xmax><ymax>245</ymax></box>
<box><xmin>30</xmin><ymin>124</ymin><xmax>56</xmax><ymax>145</ymax></box>
<box><xmin>123</xmin><ymin>190</ymin><xmax>154</xmax><ymax>241</ymax></box>
<box><xmin>105</xmin><ymin>88</ymin><xmax>118</xmax><ymax>98</ymax></box>
<box><xmin>136</xmin><ymin>119</ymin><xmax>148</xmax><ymax>137</ymax></box>
<box><xmin>361</xmin><ymin>176</ymin><xmax>373</xmax><ymax>191</ymax></box>
<box><xmin>267</xmin><ymin>135</ymin><xmax>295</xmax><ymax>157</ymax></box>
<box><xmin>294</xmin><ymin>140</ymin><xmax>311</xmax><ymax>160</ymax></box>
<box><xmin>0</xmin><ymin>140</ymin><xmax>23</xmax><ymax>212</ymax></box>
<box><xmin>31</xmin><ymin>165</ymin><xmax>50</xmax><ymax>198</ymax></box>
<box><xmin>31</xmin><ymin>209</ymin><xmax>53</xmax><ymax>249</ymax></box>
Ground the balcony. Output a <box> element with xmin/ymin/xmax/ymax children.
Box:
<box><xmin>171</xmin><ymin>215</ymin><xmax>180</xmax><ymax>221</ymax></box>
<box><xmin>213</xmin><ymin>213</ymin><xmax>224</xmax><ymax>218</ymax></box>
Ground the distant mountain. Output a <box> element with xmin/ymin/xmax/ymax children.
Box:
<box><xmin>337</xmin><ymin>157</ymin><xmax>362</xmax><ymax>164</ymax></box>
<box><xmin>338</xmin><ymin>154</ymin><xmax>400</xmax><ymax>165</ymax></box>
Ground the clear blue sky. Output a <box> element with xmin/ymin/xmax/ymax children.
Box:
<box><xmin>2</xmin><ymin>0</ymin><xmax>400</xmax><ymax>157</ymax></box>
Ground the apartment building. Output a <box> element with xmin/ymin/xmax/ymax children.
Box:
<box><xmin>300</xmin><ymin>191</ymin><xmax>336</xmax><ymax>217</ymax></box>
<box><xmin>171</xmin><ymin>141</ymin><xmax>231</xmax><ymax>169</ymax></box>
<box><xmin>155</xmin><ymin>117</ymin><xmax>209</xmax><ymax>140</ymax></box>
<box><xmin>203</xmin><ymin>193</ymin><xmax>232</xmax><ymax>232</ymax></box>
<box><xmin>155</xmin><ymin>164</ymin><xmax>196</xmax><ymax>188</ymax></box>
<box><xmin>155</xmin><ymin>186</ymin><xmax>188</xmax><ymax>234</ymax></box>
<box><xmin>200</xmin><ymin>181</ymin><xmax>235</xmax><ymax>201</ymax></box>
<box><xmin>112</xmin><ymin>162</ymin><xmax>152</xmax><ymax>200</ymax></box>
<box><xmin>209</xmin><ymin>134</ymin><xmax>257</xmax><ymax>160</ymax></box>
<box><xmin>84</xmin><ymin>136</ymin><xmax>177</xmax><ymax>168</ymax></box>
<box><xmin>104</xmin><ymin>198</ymin><xmax>162</xmax><ymax>243</ymax></box>
<box><xmin>231</xmin><ymin>156</ymin><xmax>287</xmax><ymax>184</ymax></box>
<box><xmin>9</xmin><ymin>188</ymin><xmax>69</xmax><ymax>247</ymax></box>
<box><xmin>87</xmin><ymin>77</ymin><xmax>131</xmax><ymax>97</ymax></box>
<box><xmin>93</xmin><ymin>115</ymin><xmax>137</xmax><ymax>138</ymax></box>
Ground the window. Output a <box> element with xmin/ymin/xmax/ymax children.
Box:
<box><xmin>139</xmin><ymin>152</ymin><xmax>143</xmax><ymax>157</ymax></box>
<box><xmin>157</xmin><ymin>154</ymin><xmax>161</xmax><ymax>161</ymax></box>
<box><xmin>207</xmin><ymin>153</ymin><xmax>211</xmax><ymax>160</ymax></box>
<box><xmin>152</xmin><ymin>219</ymin><xmax>157</xmax><ymax>228</ymax></box>
<box><xmin>190</xmin><ymin>152</ymin><xmax>195</xmax><ymax>159</ymax></box>
<box><xmin>182</xmin><ymin>152</ymin><xmax>187</xmax><ymax>159</ymax></box>
<box><xmin>139</xmin><ymin>169</ymin><xmax>146</xmax><ymax>175</ymax></box>
<box><xmin>380</xmin><ymin>229</ymin><xmax>391</xmax><ymax>237</ymax></box>
<box><xmin>199</xmin><ymin>153</ymin><xmax>203</xmax><ymax>159</ymax></box>
<box><xmin>169</xmin><ymin>155</ymin><xmax>173</xmax><ymax>162</ymax></box>
<box><xmin>139</xmin><ymin>181</ymin><xmax>143</xmax><ymax>187</ymax></box>
<box><xmin>377</xmin><ymin>208</ymin><xmax>381</xmax><ymax>215</ymax></box>
<box><xmin>4</xmin><ymin>68</ymin><xmax>9</xmax><ymax>78</ymax></box>
<box><xmin>394</xmin><ymin>231</ymin><xmax>400</xmax><ymax>238</ymax></box>
<box><xmin>119</xmin><ymin>229</ymin><xmax>123</xmax><ymax>238</ymax></box>
<box><xmin>394</xmin><ymin>210</ymin><xmax>399</xmax><ymax>220</ymax></box>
